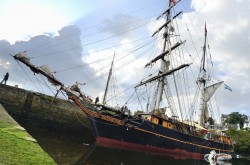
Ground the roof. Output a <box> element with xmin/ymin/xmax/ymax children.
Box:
<box><xmin>181</xmin><ymin>120</ymin><xmax>207</xmax><ymax>131</ymax></box>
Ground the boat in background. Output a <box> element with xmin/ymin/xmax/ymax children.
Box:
<box><xmin>204</xmin><ymin>150</ymin><xmax>232</xmax><ymax>164</ymax></box>
<box><xmin>11</xmin><ymin>0</ymin><xmax>234</xmax><ymax>159</ymax></box>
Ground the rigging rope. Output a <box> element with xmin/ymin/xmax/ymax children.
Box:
<box><xmin>25</xmin><ymin>0</ymin><xmax>166</xmax><ymax>54</ymax></box>
<box><xmin>53</xmin><ymin>37</ymin><xmax>155</xmax><ymax>74</ymax></box>
<box><xmin>83</xmin><ymin>40</ymin><xmax>158</xmax><ymax>85</ymax></box>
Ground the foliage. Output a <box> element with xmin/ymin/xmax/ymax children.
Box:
<box><xmin>224</xmin><ymin>112</ymin><xmax>247</xmax><ymax>129</ymax></box>
<box><xmin>207</xmin><ymin>117</ymin><xmax>215</xmax><ymax>125</ymax></box>
<box><xmin>134</xmin><ymin>110</ymin><xmax>144</xmax><ymax>117</ymax></box>
<box><xmin>226</xmin><ymin>128</ymin><xmax>250</xmax><ymax>153</ymax></box>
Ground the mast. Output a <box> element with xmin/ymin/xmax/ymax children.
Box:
<box><xmin>153</xmin><ymin>1</ymin><xmax>172</xmax><ymax>110</ymax></box>
<box><xmin>102</xmin><ymin>52</ymin><xmax>115</xmax><ymax>105</ymax></box>
<box><xmin>198</xmin><ymin>24</ymin><xmax>208</xmax><ymax>127</ymax></box>
<box><xmin>153</xmin><ymin>0</ymin><xmax>180</xmax><ymax>110</ymax></box>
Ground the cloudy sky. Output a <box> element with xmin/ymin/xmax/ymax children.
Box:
<box><xmin>0</xmin><ymin>0</ymin><xmax>249</xmax><ymax>121</ymax></box>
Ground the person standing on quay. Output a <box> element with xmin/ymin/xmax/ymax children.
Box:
<box><xmin>1</xmin><ymin>72</ymin><xmax>9</xmax><ymax>85</ymax></box>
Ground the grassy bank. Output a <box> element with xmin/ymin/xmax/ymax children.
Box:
<box><xmin>0</xmin><ymin>104</ymin><xmax>56</xmax><ymax>165</ymax></box>
<box><xmin>0</xmin><ymin>126</ymin><xmax>55</xmax><ymax>165</ymax></box>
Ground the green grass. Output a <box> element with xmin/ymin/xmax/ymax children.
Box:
<box><xmin>0</xmin><ymin>126</ymin><xmax>56</xmax><ymax>165</ymax></box>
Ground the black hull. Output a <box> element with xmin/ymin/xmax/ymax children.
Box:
<box><xmin>89</xmin><ymin>116</ymin><xmax>233</xmax><ymax>159</ymax></box>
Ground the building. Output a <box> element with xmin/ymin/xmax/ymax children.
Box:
<box><xmin>221</xmin><ymin>114</ymin><xmax>250</xmax><ymax>131</ymax></box>
<box><xmin>243</xmin><ymin>116</ymin><xmax>250</xmax><ymax>129</ymax></box>
<box><xmin>221</xmin><ymin>114</ymin><xmax>228</xmax><ymax>124</ymax></box>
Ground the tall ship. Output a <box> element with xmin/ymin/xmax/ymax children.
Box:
<box><xmin>11</xmin><ymin>0</ymin><xmax>233</xmax><ymax>159</ymax></box>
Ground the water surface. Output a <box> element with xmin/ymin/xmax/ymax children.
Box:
<box><xmin>76</xmin><ymin>144</ymin><xmax>249</xmax><ymax>165</ymax></box>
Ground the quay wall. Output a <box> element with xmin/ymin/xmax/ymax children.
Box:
<box><xmin>0</xmin><ymin>84</ymin><xmax>93</xmax><ymax>164</ymax></box>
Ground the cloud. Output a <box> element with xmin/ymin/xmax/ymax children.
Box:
<box><xmin>0</xmin><ymin>0</ymin><xmax>100</xmax><ymax>44</ymax></box>
<box><xmin>0</xmin><ymin>25</ymin><xmax>94</xmax><ymax>96</ymax></box>
<box><xmin>0</xmin><ymin>2</ymin><xmax>69</xmax><ymax>44</ymax></box>
<box><xmin>97</xmin><ymin>13</ymin><xmax>146</xmax><ymax>40</ymax></box>
<box><xmin>181</xmin><ymin>0</ymin><xmax>250</xmax><ymax>116</ymax></box>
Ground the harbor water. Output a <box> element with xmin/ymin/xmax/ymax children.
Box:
<box><xmin>76</xmin><ymin>143</ymin><xmax>249</xmax><ymax>165</ymax></box>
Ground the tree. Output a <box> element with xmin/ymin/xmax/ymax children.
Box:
<box><xmin>226</xmin><ymin>128</ymin><xmax>250</xmax><ymax>154</ymax></box>
<box><xmin>224</xmin><ymin>112</ymin><xmax>247</xmax><ymax>129</ymax></box>
<box><xmin>207</xmin><ymin>117</ymin><xmax>215</xmax><ymax>125</ymax></box>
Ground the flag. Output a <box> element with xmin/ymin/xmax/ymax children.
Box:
<box><xmin>170</xmin><ymin>0</ymin><xmax>176</xmax><ymax>5</ymax></box>
<box><xmin>224</xmin><ymin>84</ymin><xmax>232</xmax><ymax>92</ymax></box>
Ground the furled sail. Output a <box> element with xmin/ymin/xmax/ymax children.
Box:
<box><xmin>38</xmin><ymin>65</ymin><xmax>60</xmax><ymax>86</ymax></box>
<box><xmin>135</xmin><ymin>63</ymin><xmax>190</xmax><ymax>88</ymax></box>
<box><xmin>14</xmin><ymin>53</ymin><xmax>63</xmax><ymax>86</ymax></box>
<box><xmin>145</xmin><ymin>41</ymin><xmax>185</xmax><ymax>67</ymax></box>
<box><xmin>152</xmin><ymin>11</ymin><xmax>183</xmax><ymax>37</ymax></box>
<box><xmin>14</xmin><ymin>52</ymin><xmax>30</xmax><ymax>64</ymax></box>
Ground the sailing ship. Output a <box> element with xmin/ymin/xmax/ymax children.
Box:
<box><xmin>12</xmin><ymin>0</ymin><xmax>233</xmax><ymax>159</ymax></box>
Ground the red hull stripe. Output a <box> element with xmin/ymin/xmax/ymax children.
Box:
<box><xmin>96</xmin><ymin>137</ymin><xmax>204</xmax><ymax>160</ymax></box>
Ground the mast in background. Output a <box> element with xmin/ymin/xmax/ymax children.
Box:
<box><xmin>102</xmin><ymin>52</ymin><xmax>116</xmax><ymax>105</ymax></box>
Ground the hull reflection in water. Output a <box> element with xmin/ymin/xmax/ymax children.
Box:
<box><xmin>76</xmin><ymin>144</ymin><xmax>205</xmax><ymax>165</ymax></box>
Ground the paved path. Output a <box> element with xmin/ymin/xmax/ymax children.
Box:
<box><xmin>0</xmin><ymin>104</ymin><xmax>18</xmax><ymax>126</ymax></box>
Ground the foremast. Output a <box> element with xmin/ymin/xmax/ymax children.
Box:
<box><xmin>198</xmin><ymin>24</ymin><xmax>224</xmax><ymax>127</ymax></box>
<box><xmin>198</xmin><ymin>24</ymin><xmax>208</xmax><ymax>127</ymax></box>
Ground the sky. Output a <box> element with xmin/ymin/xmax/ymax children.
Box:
<box><xmin>0</xmin><ymin>0</ymin><xmax>249</xmax><ymax>121</ymax></box>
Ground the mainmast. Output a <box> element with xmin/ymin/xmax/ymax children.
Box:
<box><xmin>198</xmin><ymin>24</ymin><xmax>208</xmax><ymax>127</ymax></box>
<box><xmin>153</xmin><ymin>0</ymin><xmax>180</xmax><ymax>110</ymax></box>
<box><xmin>153</xmin><ymin>1</ymin><xmax>173</xmax><ymax>110</ymax></box>
<box><xmin>138</xmin><ymin>0</ymin><xmax>183</xmax><ymax>113</ymax></box>
<box><xmin>102</xmin><ymin>52</ymin><xmax>115</xmax><ymax>105</ymax></box>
